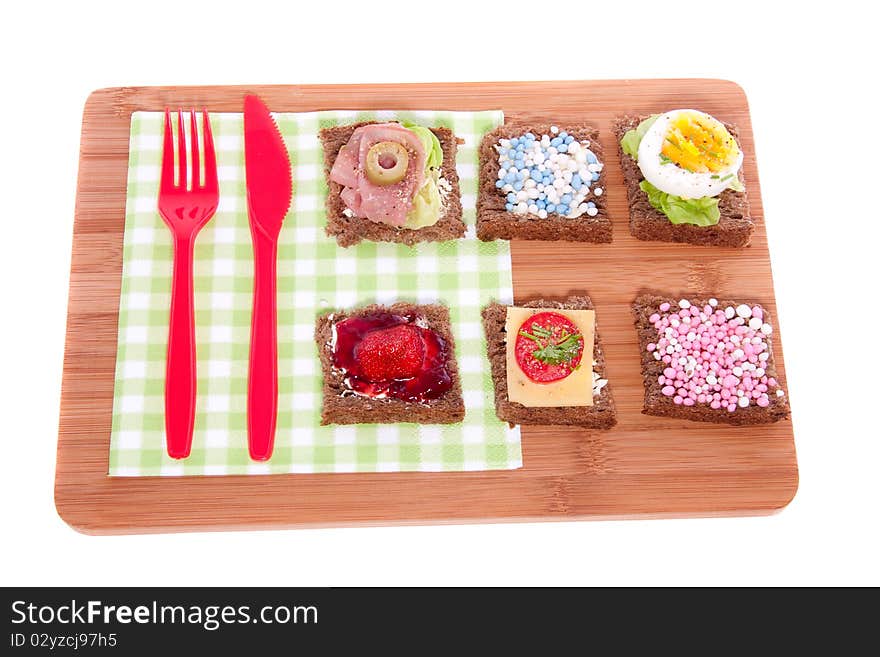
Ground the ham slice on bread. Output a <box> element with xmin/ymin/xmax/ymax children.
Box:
<box><xmin>329</xmin><ymin>123</ymin><xmax>426</xmax><ymax>227</ymax></box>
<box><xmin>320</xmin><ymin>121</ymin><xmax>465</xmax><ymax>247</ymax></box>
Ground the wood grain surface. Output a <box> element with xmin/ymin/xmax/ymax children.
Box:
<box><xmin>56</xmin><ymin>80</ymin><xmax>798</xmax><ymax>534</ymax></box>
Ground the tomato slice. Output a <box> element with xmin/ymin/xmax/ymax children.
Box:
<box><xmin>514</xmin><ymin>311</ymin><xmax>584</xmax><ymax>383</ymax></box>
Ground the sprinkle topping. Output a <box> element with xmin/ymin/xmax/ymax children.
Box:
<box><xmin>493</xmin><ymin>129</ymin><xmax>603</xmax><ymax>219</ymax></box>
<box><xmin>646</xmin><ymin>299</ymin><xmax>784</xmax><ymax>411</ymax></box>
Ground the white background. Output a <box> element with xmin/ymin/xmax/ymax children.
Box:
<box><xmin>1</xmin><ymin>0</ymin><xmax>877</xmax><ymax>586</ymax></box>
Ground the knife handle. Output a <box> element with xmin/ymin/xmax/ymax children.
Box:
<box><xmin>165</xmin><ymin>234</ymin><xmax>197</xmax><ymax>459</ymax></box>
<box><xmin>247</xmin><ymin>229</ymin><xmax>279</xmax><ymax>461</ymax></box>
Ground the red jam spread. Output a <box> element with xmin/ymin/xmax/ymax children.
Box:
<box><xmin>331</xmin><ymin>312</ymin><xmax>452</xmax><ymax>402</ymax></box>
<box><xmin>514</xmin><ymin>311</ymin><xmax>584</xmax><ymax>383</ymax></box>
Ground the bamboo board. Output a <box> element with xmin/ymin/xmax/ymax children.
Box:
<box><xmin>56</xmin><ymin>80</ymin><xmax>798</xmax><ymax>534</ymax></box>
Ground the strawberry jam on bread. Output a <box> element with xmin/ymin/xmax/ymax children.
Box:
<box><xmin>332</xmin><ymin>315</ymin><xmax>451</xmax><ymax>403</ymax></box>
<box><xmin>315</xmin><ymin>303</ymin><xmax>465</xmax><ymax>425</ymax></box>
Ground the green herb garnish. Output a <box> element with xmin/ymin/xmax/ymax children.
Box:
<box><xmin>519</xmin><ymin>322</ymin><xmax>583</xmax><ymax>366</ymax></box>
<box><xmin>519</xmin><ymin>323</ymin><xmax>553</xmax><ymax>340</ymax></box>
<box><xmin>718</xmin><ymin>173</ymin><xmax>744</xmax><ymax>192</ymax></box>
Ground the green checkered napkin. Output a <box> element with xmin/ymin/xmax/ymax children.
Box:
<box><xmin>109</xmin><ymin>109</ymin><xmax>521</xmax><ymax>476</ymax></box>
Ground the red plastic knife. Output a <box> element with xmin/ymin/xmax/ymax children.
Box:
<box><xmin>244</xmin><ymin>95</ymin><xmax>292</xmax><ymax>461</ymax></box>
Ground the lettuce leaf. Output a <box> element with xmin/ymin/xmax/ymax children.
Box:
<box><xmin>402</xmin><ymin>122</ymin><xmax>443</xmax><ymax>170</ymax></box>
<box><xmin>405</xmin><ymin>170</ymin><xmax>443</xmax><ymax>229</ymax></box>
<box><xmin>620</xmin><ymin>114</ymin><xmax>660</xmax><ymax>161</ymax></box>
<box><xmin>399</xmin><ymin>122</ymin><xmax>445</xmax><ymax>228</ymax></box>
<box><xmin>639</xmin><ymin>181</ymin><xmax>720</xmax><ymax>227</ymax></box>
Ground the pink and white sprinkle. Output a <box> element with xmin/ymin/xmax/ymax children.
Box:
<box><xmin>646</xmin><ymin>299</ymin><xmax>783</xmax><ymax>412</ymax></box>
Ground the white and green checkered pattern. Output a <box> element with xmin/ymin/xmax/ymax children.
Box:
<box><xmin>108</xmin><ymin>109</ymin><xmax>521</xmax><ymax>476</ymax></box>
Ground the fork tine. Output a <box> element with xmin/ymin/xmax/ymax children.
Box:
<box><xmin>201</xmin><ymin>109</ymin><xmax>218</xmax><ymax>194</ymax></box>
<box><xmin>189</xmin><ymin>110</ymin><xmax>201</xmax><ymax>189</ymax></box>
<box><xmin>161</xmin><ymin>109</ymin><xmax>175</xmax><ymax>190</ymax></box>
<box><xmin>177</xmin><ymin>109</ymin><xmax>187</xmax><ymax>190</ymax></box>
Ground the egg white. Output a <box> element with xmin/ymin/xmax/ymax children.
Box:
<box><xmin>637</xmin><ymin>109</ymin><xmax>743</xmax><ymax>199</ymax></box>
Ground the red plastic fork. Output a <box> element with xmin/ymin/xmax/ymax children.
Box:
<box><xmin>157</xmin><ymin>109</ymin><xmax>218</xmax><ymax>459</ymax></box>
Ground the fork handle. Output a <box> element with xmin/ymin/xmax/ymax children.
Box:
<box><xmin>247</xmin><ymin>230</ymin><xmax>279</xmax><ymax>461</ymax></box>
<box><xmin>164</xmin><ymin>234</ymin><xmax>197</xmax><ymax>459</ymax></box>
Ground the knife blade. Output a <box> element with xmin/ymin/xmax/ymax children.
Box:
<box><xmin>244</xmin><ymin>94</ymin><xmax>292</xmax><ymax>461</ymax></box>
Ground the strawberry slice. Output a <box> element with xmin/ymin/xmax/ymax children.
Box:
<box><xmin>354</xmin><ymin>324</ymin><xmax>425</xmax><ymax>381</ymax></box>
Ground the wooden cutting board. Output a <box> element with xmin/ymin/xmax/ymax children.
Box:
<box><xmin>56</xmin><ymin>79</ymin><xmax>798</xmax><ymax>534</ymax></box>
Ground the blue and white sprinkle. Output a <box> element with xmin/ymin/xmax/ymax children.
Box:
<box><xmin>494</xmin><ymin>126</ymin><xmax>603</xmax><ymax>219</ymax></box>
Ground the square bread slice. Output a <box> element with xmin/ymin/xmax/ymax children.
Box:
<box><xmin>612</xmin><ymin>115</ymin><xmax>754</xmax><ymax>247</ymax></box>
<box><xmin>482</xmin><ymin>296</ymin><xmax>617</xmax><ymax>428</ymax></box>
<box><xmin>633</xmin><ymin>293</ymin><xmax>790</xmax><ymax>425</ymax></box>
<box><xmin>319</xmin><ymin>122</ymin><xmax>465</xmax><ymax>248</ymax></box>
<box><xmin>476</xmin><ymin>123</ymin><xmax>612</xmax><ymax>242</ymax></box>
<box><xmin>315</xmin><ymin>302</ymin><xmax>465</xmax><ymax>425</ymax></box>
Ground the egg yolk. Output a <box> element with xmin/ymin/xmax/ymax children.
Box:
<box><xmin>661</xmin><ymin>111</ymin><xmax>740</xmax><ymax>174</ymax></box>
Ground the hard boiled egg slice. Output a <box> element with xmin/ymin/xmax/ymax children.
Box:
<box><xmin>637</xmin><ymin>109</ymin><xmax>743</xmax><ymax>199</ymax></box>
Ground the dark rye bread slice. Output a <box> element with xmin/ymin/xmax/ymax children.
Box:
<box><xmin>319</xmin><ymin>122</ymin><xmax>465</xmax><ymax>248</ymax></box>
<box><xmin>476</xmin><ymin>122</ymin><xmax>612</xmax><ymax>243</ymax></box>
<box><xmin>632</xmin><ymin>293</ymin><xmax>790</xmax><ymax>426</ymax></box>
<box><xmin>315</xmin><ymin>302</ymin><xmax>465</xmax><ymax>425</ymax></box>
<box><xmin>482</xmin><ymin>296</ymin><xmax>617</xmax><ymax>428</ymax></box>
<box><xmin>612</xmin><ymin>115</ymin><xmax>754</xmax><ymax>247</ymax></box>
